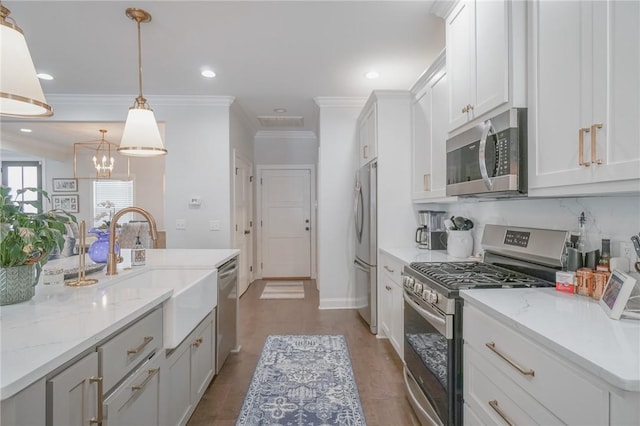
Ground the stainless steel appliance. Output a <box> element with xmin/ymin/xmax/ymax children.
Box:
<box><xmin>217</xmin><ymin>257</ymin><xmax>238</xmax><ymax>373</ymax></box>
<box><xmin>354</xmin><ymin>161</ymin><xmax>377</xmax><ymax>334</ymax></box>
<box><xmin>446</xmin><ymin>108</ymin><xmax>527</xmax><ymax>197</ymax></box>
<box><xmin>402</xmin><ymin>225</ymin><xmax>568</xmax><ymax>426</ymax></box>
<box><xmin>416</xmin><ymin>210</ymin><xmax>448</xmax><ymax>250</ymax></box>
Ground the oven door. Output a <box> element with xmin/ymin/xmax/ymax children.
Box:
<box><xmin>403</xmin><ymin>290</ymin><xmax>455</xmax><ymax>426</ymax></box>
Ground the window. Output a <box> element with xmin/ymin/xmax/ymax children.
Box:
<box><xmin>93</xmin><ymin>180</ymin><xmax>134</xmax><ymax>227</ymax></box>
<box><xmin>1</xmin><ymin>161</ymin><xmax>42</xmax><ymax>213</ymax></box>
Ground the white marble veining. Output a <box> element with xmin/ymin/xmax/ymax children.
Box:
<box><xmin>380</xmin><ymin>246</ymin><xmax>478</xmax><ymax>266</ymax></box>
<box><xmin>461</xmin><ymin>288</ymin><xmax>640</xmax><ymax>392</ymax></box>
<box><xmin>0</xmin><ymin>248</ymin><xmax>240</xmax><ymax>400</ymax></box>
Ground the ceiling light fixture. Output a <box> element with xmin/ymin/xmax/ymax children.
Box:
<box><xmin>0</xmin><ymin>4</ymin><xmax>53</xmax><ymax>117</ymax></box>
<box><xmin>273</xmin><ymin>108</ymin><xmax>287</xmax><ymax>113</ymax></box>
<box><xmin>36</xmin><ymin>73</ymin><xmax>53</xmax><ymax>80</ymax></box>
<box><xmin>19</xmin><ymin>128</ymin><xmax>32</xmax><ymax>133</ymax></box>
<box><xmin>74</xmin><ymin>129</ymin><xmax>130</xmax><ymax>180</ymax></box>
<box><xmin>92</xmin><ymin>129</ymin><xmax>115</xmax><ymax>178</ymax></box>
<box><xmin>365</xmin><ymin>71</ymin><xmax>380</xmax><ymax>80</ymax></box>
<box><xmin>201</xmin><ymin>69</ymin><xmax>216</xmax><ymax>78</ymax></box>
<box><xmin>118</xmin><ymin>8</ymin><xmax>167</xmax><ymax>157</ymax></box>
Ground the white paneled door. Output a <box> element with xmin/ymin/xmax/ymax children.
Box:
<box><xmin>261</xmin><ymin>169</ymin><xmax>311</xmax><ymax>278</ymax></box>
<box><xmin>234</xmin><ymin>153</ymin><xmax>253</xmax><ymax>296</ymax></box>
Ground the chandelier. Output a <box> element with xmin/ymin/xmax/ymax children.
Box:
<box><xmin>74</xmin><ymin>129</ymin><xmax>129</xmax><ymax>180</ymax></box>
<box><xmin>93</xmin><ymin>129</ymin><xmax>114</xmax><ymax>177</ymax></box>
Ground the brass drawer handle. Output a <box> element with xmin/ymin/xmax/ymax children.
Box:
<box><xmin>127</xmin><ymin>336</ymin><xmax>154</xmax><ymax>355</ymax></box>
<box><xmin>384</xmin><ymin>265</ymin><xmax>394</xmax><ymax>273</ymax></box>
<box><xmin>193</xmin><ymin>337</ymin><xmax>204</xmax><ymax>348</ymax></box>
<box><xmin>485</xmin><ymin>342</ymin><xmax>535</xmax><ymax>376</ymax></box>
<box><xmin>89</xmin><ymin>376</ymin><xmax>104</xmax><ymax>425</ymax></box>
<box><xmin>578</xmin><ymin>127</ymin><xmax>591</xmax><ymax>166</ymax></box>
<box><xmin>590</xmin><ymin>123</ymin><xmax>603</xmax><ymax>164</ymax></box>
<box><xmin>489</xmin><ymin>400</ymin><xmax>515</xmax><ymax>426</ymax></box>
<box><xmin>131</xmin><ymin>368</ymin><xmax>159</xmax><ymax>392</ymax></box>
<box><xmin>461</xmin><ymin>105</ymin><xmax>468</xmax><ymax>113</ymax></box>
<box><xmin>385</xmin><ymin>285</ymin><xmax>392</xmax><ymax>291</ymax></box>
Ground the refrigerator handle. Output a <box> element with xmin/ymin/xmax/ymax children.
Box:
<box><xmin>353</xmin><ymin>182</ymin><xmax>363</xmax><ymax>243</ymax></box>
<box><xmin>354</xmin><ymin>258</ymin><xmax>370</xmax><ymax>272</ymax></box>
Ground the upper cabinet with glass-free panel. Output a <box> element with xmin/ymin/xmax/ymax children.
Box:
<box><xmin>446</xmin><ymin>0</ymin><xmax>526</xmax><ymax>133</ymax></box>
<box><xmin>527</xmin><ymin>0</ymin><xmax>640</xmax><ymax>196</ymax></box>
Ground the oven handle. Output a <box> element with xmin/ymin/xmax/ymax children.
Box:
<box><xmin>404</xmin><ymin>368</ymin><xmax>445</xmax><ymax>426</ymax></box>
<box><xmin>403</xmin><ymin>291</ymin><xmax>452</xmax><ymax>339</ymax></box>
<box><xmin>479</xmin><ymin>119</ymin><xmax>496</xmax><ymax>191</ymax></box>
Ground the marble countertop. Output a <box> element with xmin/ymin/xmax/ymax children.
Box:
<box><xmin>380</xmin><ymin>246</ymin><xmax>478</xmax><ymax>265</ymax></box>
<box><xmin>461</xmin><ymin>288</ymin><xmax>640</xmax><ymax>392</ymax></box>
<box><xmin>0</xmin><ymin>248</ymin><xmax>239</xmax><ymax>400</ymax></box>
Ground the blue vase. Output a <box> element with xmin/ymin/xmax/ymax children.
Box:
<box><xmin>88</xmin><ymin>229</ymin><xmax>118</xmax><ymax>264</ymax></box>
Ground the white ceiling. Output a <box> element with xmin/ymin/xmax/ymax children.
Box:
<box><xmin>0</xmin><ymin>0</ymin><xmax>444</xmax><ymax>154</ymax></box>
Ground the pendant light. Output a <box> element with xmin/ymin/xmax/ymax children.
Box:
<box><xmin>0</xmin><ymin>4</ymin><xmax>53</xmax><ymax>117</ymax></box>
<box><xmin>118</xmin><ymin>8</ymin><xmax>167</xmax><ymax>157</ymax></box>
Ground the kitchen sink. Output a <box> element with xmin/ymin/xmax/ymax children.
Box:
<box><xmin>108</xmin><ymin>267</ymin><xmax>217</xmax><ymax>348</ymax></box>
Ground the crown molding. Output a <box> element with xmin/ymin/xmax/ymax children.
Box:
<box><xmin>410</xmin><ymin>49</ymin><xmax>446</xmax><ymax>95</ymax></box>
<box><xmin>429</xmin><ymin>0</ymin><xmax>458</xmax><ymax>18</ymax></box>
<box><xmin>314</xmin><ymin>97</ymin><xmax>367</xmax><ymax>108</ymax></box>
<box><xmin>255</xmin><ymin>130</ymin><xmax>317</xmax><ymax>140</ymax></box>
<box><xmin>46</xmin><ymin>94</ymin><xmax>235</xmax><ymax>107</ymax></box>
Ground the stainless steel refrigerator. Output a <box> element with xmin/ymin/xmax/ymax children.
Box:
<box><xmin>353</xmin><ymin>160</ymin><xmax>377</xmax><ymax>334</ymax></box>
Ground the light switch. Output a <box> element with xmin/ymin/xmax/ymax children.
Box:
<box><xmin>209</xmin><ymin>220</ymin><xmax>220</xmax><ymax>231</ymax></box>
<box><xmin>176</xmin><ymin>219</ymin><xmax>186</xmax><ymax>230</ymax></box>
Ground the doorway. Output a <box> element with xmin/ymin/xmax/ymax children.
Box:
<box><xmin>257</xmin><ymin>166</ymin><xmax>316</xmax><ymax>279</ymax></box>
<box><xmin>233</xmin><ymin>152</ymin><xmax>254</xmax><ymax>296</ymax></box>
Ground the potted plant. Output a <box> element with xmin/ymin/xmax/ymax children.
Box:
<box><xmin>0</xmin><ymin>186</ymin><xmax>77</xmax><ymax>305</ymax></box>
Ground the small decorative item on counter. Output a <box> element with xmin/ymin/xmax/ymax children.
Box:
<box><xmin>597</xmin><ymin>239</ymin><xmax>611</xmax><ymax>272</ymax></box>
<box><xmin>592</xmin><ymin>271</ymin><xmax>611</xmax><ymax>300</ymax></box>
<box><xmin>131</xmin><ymin>235</ymin><xmax>146</xmax><ymax>267</ymax></box>
<box><xmin>42</xmin><ymin>267</ymin><xmax>64</xmax><ymax>286</ymax></box>
<box><xmin>575</xmin><ymin>268</ymin><xmax>594</xmax><ymax>297</ymax></box>
<box><xmin>555</xmin><ymin>271</ymin><xmax>575</xmax><ymax>294</ymax></box>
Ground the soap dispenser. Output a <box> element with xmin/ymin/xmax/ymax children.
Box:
<box><xmin>131</xmin><ymin>234</ymin><xmax>146</xmax><ymax>267</ymax></box>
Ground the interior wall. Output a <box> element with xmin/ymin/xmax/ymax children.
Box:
<box><xmin>315</xmin><ymin>98</ymin><xmax>365</xmax><ymax>309</ymax></box>
<box><xmin>254</xmin><ymin>133</ymin><xmax>318</xmax><ymax>165</ymax></box>
<box><xmin>416</xmin><ymin>195</ymin><xmax>640</xmax><ymax>258</ymax></box>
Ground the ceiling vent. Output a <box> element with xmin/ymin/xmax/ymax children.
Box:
<box><xmin>257</xmin><ymin>115</ymin><xmax>304</xmax><ymax>128</ymax></box>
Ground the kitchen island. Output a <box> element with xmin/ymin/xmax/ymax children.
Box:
<box><xmin>0</xmin><ymin>248</ymin><xmax>239</xmax><ymax>425</ymax></box>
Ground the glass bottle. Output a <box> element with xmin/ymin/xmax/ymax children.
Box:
<box><xmin>131</xmin><ymin>235</ymin><xmax>146</xmax><ymax>267</ymax></box>
<box><xmin>597</xmin><ymin>239</ymin><xmax>611</xmax><ymax>272</ymax></box>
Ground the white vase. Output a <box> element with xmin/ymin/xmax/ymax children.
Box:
<box><xmin>447</xmin><ymin>230</ymin><xmax>473</xmax><ymax>258</ymax></box>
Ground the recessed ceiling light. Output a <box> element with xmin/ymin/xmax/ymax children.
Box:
<box><xmin>365</xmin><ymin>71</ymin><xmax>380</xmax><ymax>80</ymax></box>
<box><xmin>20</xmin><ymin>128</ymin><xmax>33</xmax><ymax>133</ymax></box>
<box><xmin>201</xmin><ymin>70</ymin><xmax>216</xmax><ymax>78</ymax></box>
<box><xmin>36</xmin><ymin>73</ymin><xmax>54</xmax><ymax>80</ymax></box>
<box><xmin>273</xmin><ymin>108</ymin><xmax>287</xmax><ymax>113</ymax></box>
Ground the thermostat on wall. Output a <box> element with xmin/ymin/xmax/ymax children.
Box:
<box><xmin>189</xmin><ymin>197</ymin><xmax>202</xmax><ymax>207</ymax></box>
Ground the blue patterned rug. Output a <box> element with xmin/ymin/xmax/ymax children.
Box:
<box><xmin>236</xmin><ymin>335</ymin><xmax>367</xmax><ymax>425</ymax></box>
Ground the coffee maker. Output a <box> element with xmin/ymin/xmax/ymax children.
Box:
<box><xmin>416</xmin><ymin>210</ymin><xmax>447</xmax><ymax>250</ymax></box>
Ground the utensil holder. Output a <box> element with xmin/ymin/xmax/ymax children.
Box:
<box><xmin>447</xmin><ymin>230</ymin><xmax>473</xmax><ymax>258</ymax></box>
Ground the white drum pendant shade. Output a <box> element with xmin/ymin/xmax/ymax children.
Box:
<box><xmin>118</xmin><ymin>107</ymin><xmax>167</xmax><ymax>157</ymax></box>
<box><xmin>0</xmin><ymin>8</ymin><xmax>52</xmax><ymax>117</ymax></box>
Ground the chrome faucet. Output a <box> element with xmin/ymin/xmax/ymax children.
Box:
<box><xmin>107</xmin><ymin>206</ymin><xmax>158</xmax><ymax>275</ymax></box>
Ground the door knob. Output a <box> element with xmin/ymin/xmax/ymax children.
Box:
<box><xmin>305</xmin><ymin>227</ymin><xmax>310</xmax><ymax>231</ymax></box>
<box><xmin>305</xmin><ymin>219</ymin><xmax>309</xmax><ymax>223</ymax></box>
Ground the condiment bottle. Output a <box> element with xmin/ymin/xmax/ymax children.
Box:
<box><xmin>131</xmin><ymin>235</ymin><xmax>146</xmax><ymax>266</ymax></box>
<box><xmin>597</xmin><ymin>239</ymin><xmax>611</xmax><ymax>272</ymax></box>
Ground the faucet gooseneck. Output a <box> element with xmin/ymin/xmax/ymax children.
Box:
<box><xmin>107</xmin><ymin>207</ymin><xmax>158</xmax><ymax>275</ymax></box>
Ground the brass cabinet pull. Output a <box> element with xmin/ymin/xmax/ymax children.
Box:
<box><xmin>590</xmin><ymin>123</ymin><xmax>603</xmax><ymax>164</ymax></box>
<box><xmin>488</xmin><ymin>400</ymin><xmax>516</xmax><ymax>426</ymax></box>
<box><xmin>485</xmin><ymin>342</ymin><xmax>535</xmax><ymax>376</ymax></box>
<box><xmin>363</xmin><ymin>145</ymin><xmax>369</xmax><ymax>159</ymax></box>
<box><xmin>578</xmin><ymin>127</ymin><xmax>591</xmax><ymax>166</ymax></box>
<box><xmin>127</xmin><ymin>336</ymin><xmax>154</xmax><ymax>355</ymax></box>
<box><xmin>131</xmin><ymin>368</ymin><xmax>159</xmax><ymax>392</ymax></box>
<box><xmin>461</xmin><ymin>105</ymin><xmax>468</xmax><ymax>114</ymax></box>
<box><xmin>468</xmin><ymin>104</ymin><xmax>474</xmax><ymax>111</ymax></box>
<box><xmin>192</xmin><ymin>337</ymin><xmax>204</xmax><ymax>348</ymax></box>
<box><xmin>384</xmin><ymin>265</ymin><xmax>394</xmax><ymax>273</ymax></box>
<box><xmin>385</xmin><ymin>285</ymin><xmax>392</xmax><ymax>291</ymax></box>
<box><xmin>89</xmin><ymin>376</ymin><xmax>104</xmax><ymax>425</ymax></box>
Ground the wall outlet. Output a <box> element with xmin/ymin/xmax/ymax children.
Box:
<box><xmin>619</xmin><ymin>241</ymin><xmax>637</xmax><ymax>265</ymax></box>
<box><xmin>176</xmin><ymin>219</ymin><xmax>186</xmax><ymax>230</ymax></box>
<box><xmin>209</xmin><ymin>220</ymin><xmax>220</xmax><ymax>231</ymax></box>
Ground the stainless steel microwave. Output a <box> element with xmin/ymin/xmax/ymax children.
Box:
<box><xmin>446</xmin><ymin>108</ymin><xmax>527</xmax><ymax>197</ymax></box>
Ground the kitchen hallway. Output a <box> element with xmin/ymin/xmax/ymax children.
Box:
<box><xmin>187</xmin><ymin>280</ymin><xmax>419</xmax><ymax>426</ymax></box>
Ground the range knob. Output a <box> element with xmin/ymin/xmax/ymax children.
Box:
<box><xmin>413</xmin><ymin>282</ymin><xmax>423</xmax><ymax>293</ymax></box>
<box><xmin>422</xmin><ymin>289</ymin><xmax>431</xmax><ymax>301</ymax></box>
<box><xmin>428</xmin><ymin>291</ymin><xmax>439</xmax><ymax>304</ymax></box>
<box><xmin>403</xmin><ymin>275</ymin><xmax>415</xmax><ymax>288</ymax></box>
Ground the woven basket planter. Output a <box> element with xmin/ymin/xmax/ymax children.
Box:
<box><xmin>0</xmin><ymin>264</ymin><xmax>37</xmax><ymax>306</ymax></box>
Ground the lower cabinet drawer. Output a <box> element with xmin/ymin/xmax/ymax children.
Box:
<box><xmin>103</xmin><ymin>354</ymin><xmax>161</xmax><ymax>426</ymax></box>
<box><xmin>99</xmin><ymin>307</ymin><xmax>163</xmax><ymax>392</ymax></box>
<box><xmin>380</xmin><ymin>254</ymin><xmax>403</xmax><ymax>284</ymax></box>
<box><xmin>464</xmin><ymin>344</ymin><xmax>563</xmax><ymax>425</ymax></box>
<box><xmin>463</xmin><ymin>304</ymin><xmax>609</xmax><ymax>425</ymax></box>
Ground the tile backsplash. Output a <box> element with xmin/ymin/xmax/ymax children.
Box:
<box><xmin>419</xmin><ymin>195</ymin><xmax>640</xmax><ymax>257</ymax></box>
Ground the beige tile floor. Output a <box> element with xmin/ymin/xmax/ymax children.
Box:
<box><xmin>186</xmin><ymin>279</ymin><xmax>420</xmax><ymax>426</ymax></box>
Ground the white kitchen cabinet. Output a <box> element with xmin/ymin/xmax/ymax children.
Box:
<box><xmin>379</xmin><ymin>252</ymin><xmax>405</xmax><ymax>359</ymax></box>
<box><xmin>411</xmin><ymin>51</ymin><xmax>456</xmax><ymax>202</ymax></box>
<box><xmin>48</xmin><ymin>352</ymin><xmax>100</xmax><ymax>426</ymax></box>
<box><xmin>528</xmin><ymin>0</ymin><xmax>640</xmax><ymax>196</ymax></box>
<box><xmin>164</xmin><ymin>310</ymin><xmax>216</xmax><ymax>426</ymax></box>
<box><xmin>463</xmin><ymin>303</ymin><xmax>610</xmax><ymax>425</ymax></box>
<box><xmin>358</xmin><ymin>102</ymin><xmax>377</xmax><ymax>167</ymax></box>
<box><xmin>0</xmin><ymin>378</ymin><xmax>45</xmax><ymax>426</ymax></box>
<box><xmin>446</xmin><ymin>0</ymin><xmax>526</xmax><ymax>132</ymax></box>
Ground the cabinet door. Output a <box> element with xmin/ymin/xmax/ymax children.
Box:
<box><xmin>165</xmin><ymin>343</ymin><xmax>193</xmax><ymax>426</ymax></box>
<box><xmin>379</xmin><ymin>277</ymin><xmax>393</xmax><ymax>340</ymax></box>
<box><xmin>359</xmin><ymin>103</ymin><xmax>377</xmax><ymax>166</ymax></box>
<box><xmin>528</xmin><ymin>0</ymin><xmax>593</xmax><ymax>190</ymax></box>
<box><xmin>591</xmin><ymin>0</ymin><xmax>640</xmax><ymax>184</ymax></box>
<box><xmin>48</xmin><ymin>352</ymin><xmax>99</xmax><ymax>426</ymax></box>
<box><xmin>103</xmin><ymin>355</ymin><xmax>161</xmax><ymax>426</ymax></box>
<box><xmin>389</xmin><ymin>281</ymin><xmax>403</xmax><ymax>359</ymax></box>
<box><xmin>191</xmin><ymin>316</ymin><xmax>215</xmax><ymax>402</ymax></box>
<box><xmin>447</xmin><ymin>0</ymin><xmax>475</xmax><ymax>130</ymax></box>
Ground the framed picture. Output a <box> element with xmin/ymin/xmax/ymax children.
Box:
<box><xmin>51</xmin><ymin>194</ymin><xmax>79</xmax><ymax>213</ymax></box>
<box><xmin>52</xmin><ymin>178</ymin><xmax>78</xmax><ymax>192</ymax></box>
<box><xmin>599</xmin><ymin>270</ymin><xmax>637</xmax><ymax>320</ymax></box>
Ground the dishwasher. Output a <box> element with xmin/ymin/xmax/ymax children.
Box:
<box><xmin>216</xmin><ymin>257</ymin><xmax>238</xmax><ymax>373</ymax></box>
